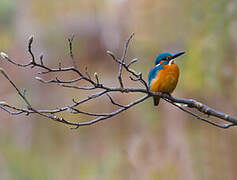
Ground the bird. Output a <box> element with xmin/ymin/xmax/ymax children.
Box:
<box><xmin>148</xmin><ymin>51</ymin><xmax>185</xmax><ymax>106</ymax></box>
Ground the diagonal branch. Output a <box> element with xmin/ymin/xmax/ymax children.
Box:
<box><xmin>163</xmin><ymin>98</ymin><xmax>235</xmax><ymax>129</ymax></box>
<box><xmin>158</xmin><ymin>93</ymin><xmax>237</xmax><ymax>126</ymax></box>
<box><xmin>106</xmin><ymin>93</ymin><xmax>125</xmax><ymax>108</ymax></box>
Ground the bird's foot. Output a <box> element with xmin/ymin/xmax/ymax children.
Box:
<box><xmin>162</xmin><ymin>92</ymin><xmax>172</xmax><ymax>98</ymax></box>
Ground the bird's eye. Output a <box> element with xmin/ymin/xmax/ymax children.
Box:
<box><xmin>166</xmin><ymin>56</ymin><xmax>171</xmax><ymax>60</ymax></box>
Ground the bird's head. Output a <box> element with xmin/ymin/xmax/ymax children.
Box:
<box><xmin>155</xmin><ymin>51</ymin><xmax>185</xmax><ymax>65</ymax></box>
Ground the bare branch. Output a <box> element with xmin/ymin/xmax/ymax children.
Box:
<box><xmin>70</xmin><ymin>107</ymin><xmax>110</xmax><ymax>117</ymax></box>
<box><xmin>0</xmin><ymin>68</ymin><xmax>31</xmax><ymax>108</ymax></box>
<box><xmin>0</xmin><ymin>105</ymin><xmax>25</xmax><ymax>115</ymax></box>
<box><xmin>58</xmin><ymin>84</ymin><xmax>96</xmax><ymax>90</ymax></box>
<box><xmin>94</xmin><ymin>72</ymin><xmax>99</xmax><ymax>85</ymax></box>
<box><xmin>85</xmin><ymin>66</ymin><xmax>91</xmax><ymax>80</ymax></box>
<box><xmin>127</xmin><ymin>58</ymin><xmax>138</xmax><ymax>68</ymax></box>
<box><xmin>106</xmin><ymin>51</ymin><xmax>119</xmax><ymax>63</ymax></box>
<box><xmin>106</xmin><ymin>93</ymin><xmax>125</xmax><ymax>108</ymax></box>
<box><xmin>39</xmin><ymin>53</ymin><xmax>44</xmax><ymax>65</ymax></box>
<box><xmin>28</xmin><ymin>35</ymin><xmax>35</xmax><ymax>66</ymax></box>
<box><xmin>35</xmin><ymin>76</ymin><xmax>84</xmax><ymax>84</ymax></box>
<box><xmin>70</xmin><ymin>94</ymin><xmax>149</xmax><ymax>129</ymax></box>
<box><xmin>117</xmin><ymin>32</ymin><xmax>135</xmax><ymax>88</ymax></box>
<box><xmin>163</xmin><ymin>98</ymin><xmax>235</xmax><ymax>129</ymax></box>
<box><xmin>158</xmin><ymin>93</ymin><xmax>237</xmax><ymax>126</ymax></box>
<box><xmin>68</xmin><ymin>33</ymin><xmax>77</xmax><ymax>68</ymax></box>
<box><xmin>0</xmin><ymin>33</ymin><xmax>237</xmax><ymax>130</ymax></box>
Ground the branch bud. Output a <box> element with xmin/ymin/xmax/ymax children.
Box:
<box><xmin>39</xmin><ymin>53</ymin><xmax>43</xmax><ymax>60</ymax></box>
<box><xmin>39</xmin><ymin>53</ymin><xmax>44</xmax><ymax>65</ymax></box>
<box><xmin>106</xmin><ymin>51</ymin><xmax>116</xmax><ymax>59</ymax></box>
<box><xmin>0</xmin><ymin>68</ymin><xmax>7</xmax><ymax>76</ymax></box>
<box><xmin>35</xmin><ymin>76</ymin><xmax>44</xmax><ymax>82</ymax></box>
<box><xmin>0</xmin><ymin>101</ymin><xmax>8</xmax><ymax>106</ymax></box>
<box><xmin>28</xmin><ymin>35</ymin><xmax>34</xmax><ymax>46</ymax></box>
<box><xmin>94</xmin><ymin>72</ymin><xmax>99</xmax><ymax>84</ymax></box>
<box><xmin>94</xmin><ymin>72</ymin><xmax>98</xmax><ymax>78</ymax></box>
<box><xmin>0</xmin><ymin>52</ymin><xmax>9</xmax><ymax>59</ymax></box>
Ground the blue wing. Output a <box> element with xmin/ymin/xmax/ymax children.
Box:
<box><xmin>148</xmin><ymin>61</ymin><xmax>169</xmax><ymax>89</ymax></box>
<box><xmin>148</xmin><ymin>65</ymin><xmax>163</xmax><ymax>89</ymax></box>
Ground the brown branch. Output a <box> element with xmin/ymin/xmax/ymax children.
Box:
<box><xmin>106</xmin><ymin>93</ymin><xmax>125</xmax><ymax>108</ymax></box>
<box><xmin>0</xmin><ymin>34</ymin><xmax>237</xmax><ymax>130</ymax></box>
<box><xmin>163</xmin><ymin>98</ymin><xmax>235</xmax><ymax>128</ymax></box>
<box><xmin>117</xmin><ymin>32</ymin><xmax>135</xmax><ymax>88</ymax></box>
<box><xmin>70</xmin><ymin>94</ymin><xmax>149</xmax><ymax>129</ymax></box>
<box><xmin>0</xmin><ymin>68</ymin><xmax>31</xmax><ymax>108</ymax></box>
<box><xmin>68</xmin><ymin>34</ymin><xmax>77</xmax><ymax>68</ymax></box>
<box><xmin>35</xmin><ymin>76</ymin><xmax>83</xmax><ymax>84</ymax></box>
<box><xmin>159</xmin><ymin>93</ymin><xmax>237</xmax><ymax>127</ymax></box>
<box><xmin>28</xmin><ymin>35</ymin><xmax>36</xmax><ymax>67</ymax></box>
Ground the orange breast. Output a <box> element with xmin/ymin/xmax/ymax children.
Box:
<box><xmin>150</xmin><ymin>63</ymin><xmax>179</xmax><ymax>93</ymax></box>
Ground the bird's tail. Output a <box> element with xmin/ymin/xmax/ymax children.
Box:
<box><xmin>153</xmin><ymin>96</ymin><xmax>160</xmax><ymax>106</ymax></box>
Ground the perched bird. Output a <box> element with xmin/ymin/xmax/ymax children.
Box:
<box><xmin>148</xmin><ymin>51</ymin><xmax>185</xmax><ymax>106</ymax></box>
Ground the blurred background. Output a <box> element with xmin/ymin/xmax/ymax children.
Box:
<box><xmin>0</xmin><ymin>0</ymin><xmax>237</xmax><ymax>179</ymax></box>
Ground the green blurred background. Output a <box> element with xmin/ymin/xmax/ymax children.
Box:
<box><xmin>0</xmin><ymin>0</ymin><xmax>237</xmax><ymax>179</ymax></box>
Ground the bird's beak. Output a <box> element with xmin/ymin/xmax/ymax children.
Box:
<box><xmin>171</xmin><ymin>51</ymin><xmax>185</xmax><ymax>60</ymax></box>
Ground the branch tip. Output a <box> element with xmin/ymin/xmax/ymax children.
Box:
<box><xmin>106</xmin><ymin>50</ymin><xmax>116</xmax><ymax>59</ymax></box>
<box><xmin>35</xmin><ymin>76</ymin><xmax>44</xmax><ymax>82</ymax></box>
<box><xmin>39</xmin><ymin>53</ymin><xmax>44</xmax><ymax>65</ymax></box>
<box><xmin>94</xmin><ymin>72</ymin><xmax>99</xmax><ymax>84</ymax></box>
<box><xmin>106</xmin><ymin>50</ymin><xmax>114</xmax><ymax>56</ymax></box>
<box><xmin>0</xmin><ymin>52</ymin><xmax>8</xmax><ymax>59</ymax></box>
<box><xmin>28</xmin><ymin>35</ymin><xmax>34</xmax><ymax>46</ymax></box>
<box><xmin>0</xmin><ymin>101</ymin><xmax>8</xmax><ymax>106</ymax></box>
<box><xmin>0</xmin><ymin>67</ymin><xmax>6</xmax><ymax>75</ymax></box>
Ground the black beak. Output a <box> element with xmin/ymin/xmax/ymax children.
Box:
<box><xmin>172</xmin><ymin>51</ymin><xmax>185</xmax><ymax>59</ymax></box>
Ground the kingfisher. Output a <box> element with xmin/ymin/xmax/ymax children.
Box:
<box><xmin>148</xmin><ymin>51</ymin><xmax>185</xmax><ymax>106</ymax></box>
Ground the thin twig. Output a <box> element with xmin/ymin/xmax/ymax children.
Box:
<box><xmin>117</xmin><ymin>32</ymin><xmax>135</xmax><ymax>88</ymax></box>
<box><xmin>28</xmin><ymin>35</ymin><xmax>35</xmax><ymax>66</ymax></box>
<box><xmin>68</xmin><ymin>34</ymin><xmax>77</xmax><ymax>68</ymax></box>
<box><xmin>106</xmin><ymin>93</ymin><xmax>125</xmax><ymax>108</ymax></box>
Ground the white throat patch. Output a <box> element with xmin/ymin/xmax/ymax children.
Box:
<box><xmin>169</xmin><ymin>60</ymin><xmax>174</xmax><ymax>66</ymax></box>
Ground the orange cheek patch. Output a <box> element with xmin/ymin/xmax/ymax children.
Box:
<box><xmin>159</xmin><ymin>60</ymin><xmax>165</xmax><ymax>64</ymax></box>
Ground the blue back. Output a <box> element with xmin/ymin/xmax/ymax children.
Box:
<box><xmin>155</xmin><ymin>52</ymin><xmax>173</xmax><ymax>65</ymax></box>
<box><xmin>148</xmin><ymin>61</ymin><xmax>169</xmax><ymax>88</ymax></box>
